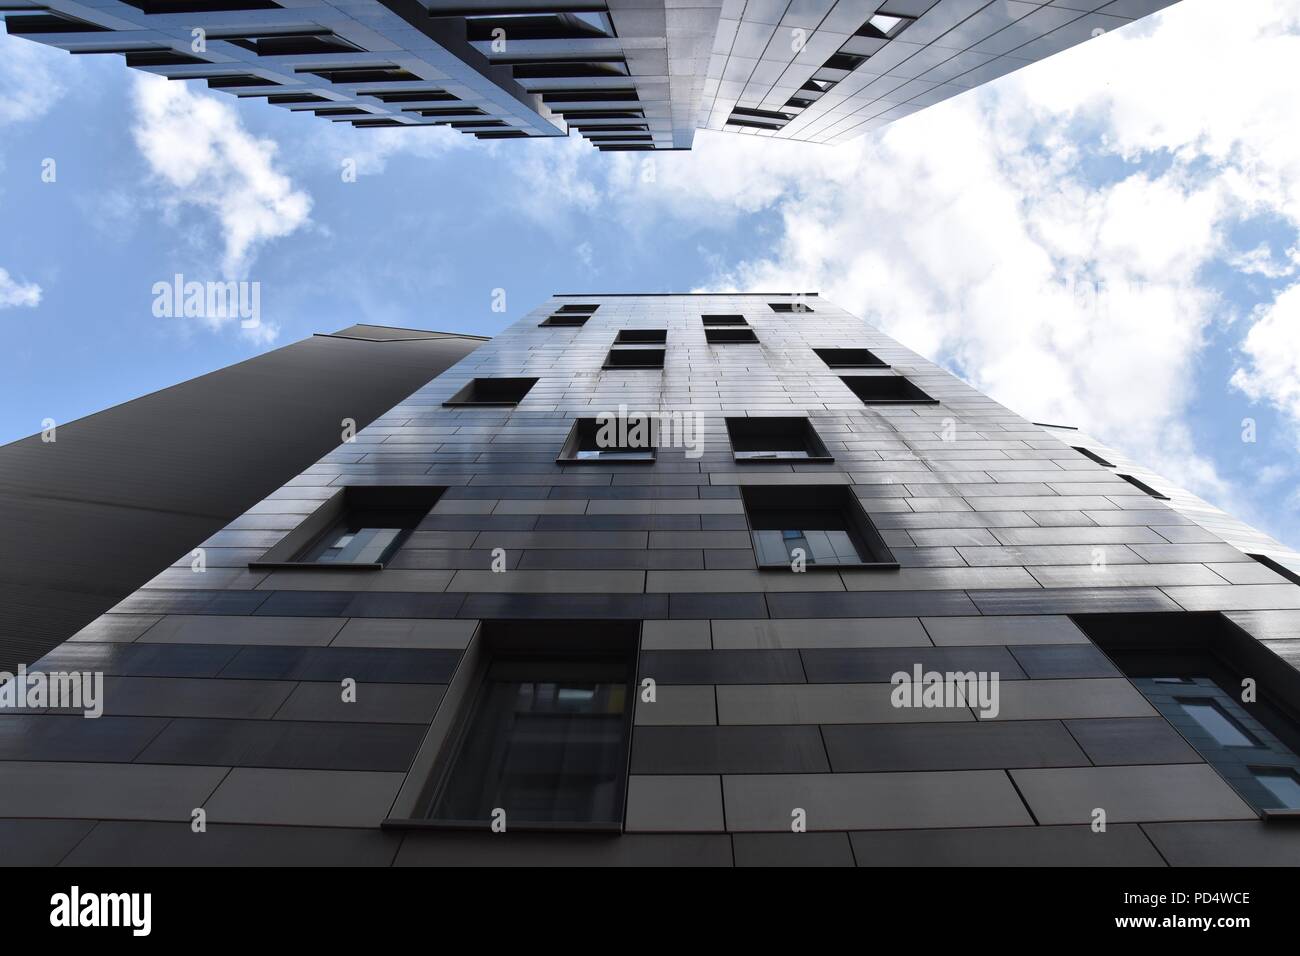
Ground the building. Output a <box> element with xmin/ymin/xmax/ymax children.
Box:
<box><xmin>0</xmin><ymin>325</ymin><xmax>487</xmax><ymax>672</ymax></box>
<box><xmin>3</xmin><ymin>292</ymin><xmax>1300</xmax><ymax>866</ymax></box>
<box><xmin>3</xmin><ymin>0</ymin><xmax>1182</xmax><ymax>151</ymax></box>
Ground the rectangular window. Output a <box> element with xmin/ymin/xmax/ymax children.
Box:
<box><xmin>769</xmin><ymin>301</ymin><xmax>813</xmax><ymax>313</ymax></box>
<box><xmin>726</xmin><ymin>417</ymin><xmax>832</xmax><ymax>462</ymax></box>
<box><xmin>1246</xmin><ymin>553</ymin><xmax>1300</xmax><ymax>586</ymax></box>
<box><xmin>1072</xmin><ymin>446</ymin><xmax>1115</xmax><ymax>467</ymax></box>
<box><xmin>840</xmin><ymin>374</ymin><xmax>937</xmax><ymax>404</ymax></box>
<box><xmin>814</xmin><ymin>347</ymin><xmax>887</xmax><ymax>368</ymax></box>
<box><xmin>1253</xmin><ymin>768</ymin><xmax>1300</xmax><ymax>809</ymax></box>
<box><xmin>701</xmin><ymin>314</ymin><xmax>747</xmax><ymax>326</ymax></box>
<box><xmin>741</xmin><ymin>485</ymin><xmax>896</xmax><ymax>569</ymax></box>
<box><xmin>557</xmin><ymin>417</ymin><xmax>656</xmax><ymax>464</ymax></box>
<box><xmin>1071</xmin><ymin>611</ymin><xmax>1300</xmax><ymax>817</ymax></box>
<box><xmin>420</xmin><ymin>621</ymin><xmax>638</xmax><ymax>830</ymax></box>
<box><xmin>540</xmin><ymin>314</ymin><xmax>588</xmax><ymax>327</ymax></box>
<box><xmin>604</xmin><ymin>347</ymin><xmax>664</xmax><ymax>369</ymax></box>
<box><xmin>705</xmin><ymin>327</ymin><xmax>758</xmax><ymax>344</ymax></box>
<box><xmin>1178</xmin><ymin>699</ymin><xmax>1259</xmax><ymax>747</ymax></box>
<box><xmin>443</xmin><ymin>377</ymin><xmax>538</xmax><ymax>407</ymax></box>
<box><xmin>615</xmin><ymin>329</ymin><xmax>666</xmax><ymax>344</ymax></box>
<box><xmin>250</xmin><ymin>486</ymin><xmax>441</xmax><ymax>570</ymax></box>
<box><xmin>555</xmin><ymin>303</ymin><xmax>599</xmax><ymax>314</ymax></box>
<box><xmin>1117</xmin><ymin>473</ymin><xmax>1170</xmax><ymax>500</ymax></box>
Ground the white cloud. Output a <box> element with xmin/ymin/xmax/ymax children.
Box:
<box><xmin>1232</xmin><ymin>281</ymin><xmax>1300</xmax><ymax>424</ymax></box>
<box><xmin>306</xmin><ymin>120</ymin><xmax>468</xmax><ymax>177</ymax></box>
<box><xmin>513</xmin><ymin>0</ymin><xmax>1300</xmax><ymax>513</ymax></box>
<box><xmin>130</xmin><ymin>73</ymin><xmax>312</xmax><ymax>278</ymax></box>
<box><xmin>0</xmin><ymin>267</ymin><xmax>41</xmax><ymax>308</ymax></box>
<box><xmin>0</xmin><ymin>37</ymin><xmax>72</xmax><ymax>127</ymax></box>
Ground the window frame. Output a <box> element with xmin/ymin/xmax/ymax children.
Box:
<box><xmin>442</xmin><ymin>377</ymin><xmax>539</xmax><ymax>407</ymax></box>
<box><xmin>384</xmin><ymin>620</ymin><xmax>641</xmax><ymax>833</ymax></box>
<box><xmin>556</xmin><ymin>417</ymin><xmax>658</xmax><ymax>465</ymax></box>
<box><xmin>725</xmin><ymin>416</ymin><xmax>834</xmax><ymax>464</ymax></box>
<box><xmin>739</xmin><ymin>484</ymin><xmax>898</xmax><ymax>571</ymax></box>
<box><xmin>247</xmin><ymin>485</ymin><xmax>442</xmax><ymax>571</ymax></box>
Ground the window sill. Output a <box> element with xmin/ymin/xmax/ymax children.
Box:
<box><xmin>556</xmin><ymin>455</ymin><xmax>656</xmax><ymax>465</ymax></box>
<box><xmin>733</xmin><ymin>455</ymin><xmax>834</xmax><ymax>464</ymax></box>
<box><xmin>1262</xmin><ymin>808</ymin><xmax>1300</xmax><ymax>822</ymax></box>
<box><xmin>248</xmin><ymin>561</ymin><xmax>384</xmax><ymax>571</ymax></box>
<box><xmin>382</xmin><ymin>817</ymin><xmax>624</xmax><ymax>834</ymax></box>
<box><xmin>755</xmin><ymin>560</ymin><xmax>900</xmax><ymax>571</ymax></box>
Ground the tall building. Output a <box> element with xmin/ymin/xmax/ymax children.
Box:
<box><xmin>3</xmin><ymin>293</ymin><xmax>1300</xmax><ymax>866</ymax></box>
<box><xmin>3</xmin><ymin>0</ymin><xmax>1182</xmax><ymax>151</ymax></box>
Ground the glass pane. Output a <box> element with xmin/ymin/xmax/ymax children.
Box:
<box><xmin>1254</xmin><ymin>768</ymin><xmax>1300</xmax><ymax>809</ymax></box>
<box><xmin>1178</xmin><ymin>699</ymin><xmax>1258</xmax><ymax>747</ymax></box>
<box><xmin>432</xmin><ymin>670</ymin><xmax>630</xmax><ymax>825</ymax></box>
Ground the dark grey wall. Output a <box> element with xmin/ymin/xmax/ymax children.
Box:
<box><xmin>0</xmin><ymin>327</ymin><xmax>485</xmax><ymax>668</ymax></box>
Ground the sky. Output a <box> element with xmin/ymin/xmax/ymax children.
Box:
<box><xmin>2</xmin><ymin>0</ymin><xmax>1300</xmax><ymax>549</ymax></box>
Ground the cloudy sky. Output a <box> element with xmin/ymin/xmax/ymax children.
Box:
<box><xmin>2</xmin><ymin>0</ymin><xmax>1300</xmax><ymax>549</ymax></box>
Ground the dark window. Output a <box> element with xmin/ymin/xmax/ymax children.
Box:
<box><xmin>726</xmin><ymin>417</ymin><xmax>832</xmax><ymax>463</ymax></box>
<box><xmin>615</xmin><ymin>329</ymin><xmax>666</xmax><ymax>344</ymax></box>
<box><xmin>424</xmin><ymin>621</ymin><xmax>638</xmax><ymax>829</ymax></box>
<box><xmin>556</xmin><ymin>303</ymin><xmax>599</xmax><ymax>314</ymax></box>
<box><xmin>814</xmin><ymin>347</ymin><xmax>887</xmax><ymax>368</ymax></box>
<box><xmin>1117</xmin><ymin>473</ymin><xmax>1170</xmax><ymax>500</ymax></box>
<box><xmin>118</xmin><ymin>0</ymin><xmax>279</xmax><ymax>12</ymax></box>
<box><xmin>540</xmin><ymin>314</ymin><xmax>588</xmax><ymax>327</ymax></box>
<box><xmin>701</xmin><ymin>314</ymin><xmax>747</xmax><ymax>326</ymax></box>
<box><xmin>741</xmin><ymin>485</ymin><xmax>896</xmax><ymax>569</ymax></box>
<box><xmin>557</xmin><ymin>417</ymin><xmax>656</xmax><ymax>464</ymax></box>
<box><xmin>443</xmin><ymin>377</ymin><xmax>538</xmax><ymax>407</ymax></box>
<box><xmin>1246</xmin><ymin>553</ymin><xmax>1300</xmax><ymax>586</ymax></box>
<box><xmin>840</xmin><ymin>374</ymin><xmax>937</xmax><ymax>404</ymax></box>
<box><xmin>769</xmin><ymin>301</ymin><xmax>814</xmax><ymax>313</ymax></box>
<box><xmin>705</xmin><ymin>327</ymin><xmax>759</xmax><ymax>344</ymax></box>
<box><xmin>1072</xmin><ymin>612</ymin><xmax>1300</xmax><ymax>816</ymax></box>
<box><xmin>1072</xmin><ymin>446</ymin><xmax>1115</xmax><ymax>467</ymax></box>
<box><xmin>250</xmin><ymin>486</ymin><xmax>441</xmax><ymax>570</ymax></box>
<box><xmin>604</xmin><ymin>347</ymin><xmax>664</xmax><ymax>369</ymax></box>
<box><xmin>218</xmin><ymin>31</ymin><xmax>360</xmax><ymax>56</ymax></box>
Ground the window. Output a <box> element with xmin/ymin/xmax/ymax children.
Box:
<box><xmin>443</xmin><ymin>377</ymin><xmax>538</xmax><ymax>407</ymax></box>
<box><xmin>1254</xmin><ymin>768</ymin><xmax>1300</xmax><ymax>809</ymax></box>
<box><xmin>1072</xmin><ymin>446</ymin><xmax>1115</xmax><ymax>467</ymax></box>
<box><xmin>249</xmin><ymin>486</ymin><xmax>441</xmax><ymax>570</ymax></box>
<box><xmin>726</xmin><ymin>417</ymin><xmax>832</xmax><ymax>463</ymax></box>
<box><xmin>555</xmin><ymin>303</ymin><xmax>599</xmax><ymax>314</ymax></box>
<box><xmin>741</xmin><ymin>485</ymin><xmax>897</xmax><ymax>569</ymax></box>
<box><xmin>1246</xmin><ymin>553</ymin><xmax>1300</xmax><ymax>586</ymax></box>
<box><xmin>604</xmin><ymin>347</ymin><xmax>664</xmax><ymax>369</ymax></box>
<box><xmin>1117</xmin><ymin>473</ymin><xmax>1170</xmax><ymax>500</ymax></box>
<box><xmin>540</xmin><ymin>314</ymin><xmax>588</xmax><ymax>327</ymax></box>
<box><xmin>840</xmin><ymin>374</ymin><xmax>937</xmax><ymax>404</ymax></box>
<box><xmin>705</xmin><ymin>327</ymin><xmax>759</xmax><ymax>344</ymax></box>
<box><xmin>769</xmin><ymin>301</ymin><xmax>813</xmax><ymax>313</ymax></box>
<box><xmin>701</xmin><ymin>314</ymin><xmax>747</xmax><ymax>326</ymax></box>
<box><xmin>615</xmin><ymin>329</ymin><xmax>666</xmax><ymax>344</ymax></box>
<box><xmin>813</xmin><ymin>347</ymin><xmax>887</xmax><ymax>369</ymax></box>
<box><xmin>416</xmin><ymin>621</ymin><xmax>638</xmax><ymax>830</ymax></box>
<box><xmin>557</xmin><ymin>417</ymin><xmax>656</xmax><ymax>464</ymax></box>
<box><xmin>1178</xmin><ymin>699</ymin><xmax>1258</xmax><ymax>747</ymax></box>
<box><xmin>1071</xmin><ymin>612</ymin><xmax>1300</xmax><ymax>816</ymax></box>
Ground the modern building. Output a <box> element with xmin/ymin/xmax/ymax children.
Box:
<box><xmin>3</xmin><ymin>292</ymin><xmax>1300</xmax><ymax>867</ymax></box>
<box><xmin>3</xmin><ymin>0</ymin><xmax>1182</xmax><ymax>151</ymax></box>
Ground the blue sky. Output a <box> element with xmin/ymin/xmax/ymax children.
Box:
<box><xmin>3</xmin><ymin>0</ymin><xmax>1300</xmax><ymax>551</ymax></box>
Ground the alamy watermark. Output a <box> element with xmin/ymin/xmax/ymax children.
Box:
<box><xmin>595</xmin><ymin>404</ymin><xmax>704</xmax><ymax>458</ymax></box>
<box><xmin>152</xmin><ymin>273</ymin><xmax>260</xmax><ymax>328</ymax></box>
<box><xmin>891</xmin><ymin>664</ymin><xmax>1000</xmax><ymax>718</ymax></box>
<box><xmin>0</xmin><ymin>664</ymin><xmax>103</xmax><ymax>718</ymax></box>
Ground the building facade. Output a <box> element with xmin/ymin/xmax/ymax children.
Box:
<box><xmin>4</xmin><ymin>292</ymin><xmax>1300</xmax><ymax>866</ymax></box>
<box><xmin>3</xmin><ymin>0</ymin><xmax>1181</xmax><ymax>151</ymax></box>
